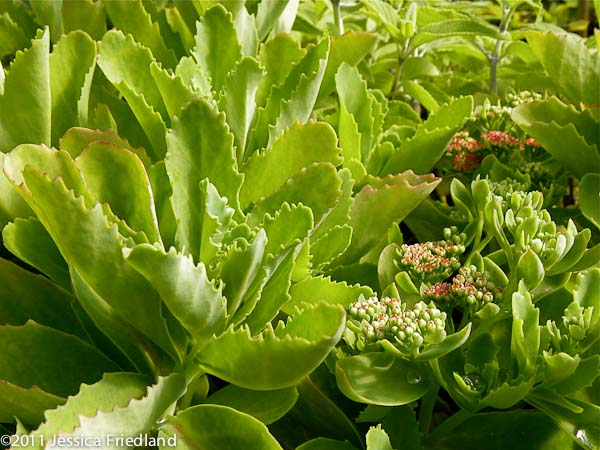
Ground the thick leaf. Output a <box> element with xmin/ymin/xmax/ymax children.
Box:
<box><xmin>207</xmin><ymin>385</ymin><xmax>298</xmax><ymax>425</ymax></box>
<box><xmin>256</xmin><ymin>0</ymin><xmax>290</xmax><ymax>41</ymax></box>
<box><xmin>336</xmin><ymin>352</ymin><xmax>431</xmax><ymax>405</ymax></box>
<box><xmin>0</xmin><ymin>258</ymin><xmax>82</xmax><ymax>336</ymax></box>
<box><xmin>62</xmin><ymin>0</ymin><xmax>106</xmax><ymax>40</ymax></box>
<box><xmin>7</xmin><ymin>163</ymin><xmax>182</xmax><ymax>363</ymax></box>
<box><xmin>339</xmin><ymin>172</ymin><xmax>440</xmax><ymax>264</ymax></box>
<box><xmin>192</xmin><ymin>4</ymin><xmax>242</xmax><ymax>92</ymax></box>
<box><xmin>366</xmin><ymin>425</ymin><xmax>393</xmax><ymax>450</ymax></box>
<box><xmin>125</xmin><ymin>244</ymin><xmax>227</xmax><ymax>351</ymax></box>
<box><xmin>0</xmin><ymin>381</ymin><xmax>64</xmax><ymax>426</ymax></box>
<box><xmin>512</xmin><ymin>98</ymin><xmax>600</xmax><ymax>178</ymax></box>
<box><xmin>511</xmin><ymin>282</ymin><xmax>540</xmax><ymax>378</ymax></box>
<box><xmin>381</xmin><ymin>96</ymin><xmax>473</xmax><ymax>175</ymax></box>
<box><xmin>220</xmin><ymin>230</ymin><xmax>268</xmax><ymax>321</ymax></box>
<box><xmin>240</xmin><ymin>121</ymin><xmax>341</xmax><ymax>209</ymax></box>
<box><xmin>336</xmin><ymin>63</ymin><xmax>374</xmax><ymax>164</ymax></box>
<box><xmin>248</xmin><ymin>162</ymin><xmax>342</xmax><ymax>227</ymax></box>
<box><xmin>98</xmin><ymin>30</ymin><xmax>168</xmax><ymax>159</ymax></box>
<box><xmin>197</xmin><ymin>303</ymin><xmax>345</xmax><ymax>390</ymax></box>
<box><xmin>2</xmin><ymin>217</ymin><xmax>69</xmax><ymax>288</ymax></box>
<box><xmin>150</xmin><ymin>62</ymin><xmax>197</xmax><ymax>123</ymax></box>
<box><xmin>49</xmin><ymin>31</ymin><xmax>96</xmax><ymax>145</ymax></box>
<box><xmin>525</xmin><ymin>30</ymin><xmax>600</xmax><ymax>106</ymax></box>
<box><xmin>103</xmin><ymin>0</ymin><xmax>177</xmax><ymax>69</ymax></box>
<box><xmin>285</xmin><ymin>276</ymin><xmax>374</xmax><ymax>313</ymax></box>
<box><xmin>0</xmin><ymin>321</ymin><xmax>118</xmax><ymax>397</ymax></box>
<box><xmin>427</xmin><ymin>410</ymin><xmax>576</xmax><ymax>450</ymax></box>
<box><xmin>160</xmin><ymin>405</ymin><xmax>283</xmax><ymax>450</ymax></box>
<box><xmin>30</xmin><ymin>0</ymin><xmax>61</xmax><ymax>42</ymax></box>
<box><xmin>76</xmin><ymin>142</ymin><xmax>161</xmax><ymax>243</ymax></box>
<box><xmin>319</xmin><ymin>32</ymin><xmax>377</xmax><ymax>100</ymax></box>
<box><xmin>311</xmin><ymin>225</ymin><xmax>353</xmax><ymax>270</ymax></box>
<box><xmin>411</xmin><ymin>19</ymin><xmax>503</xmax><ymax>49</ymax></box>
<box><xmin>0</xmin><ymin>153</ymin><xmax>33</xmax><ymax>227</ymax></box>
<box><xmin>219</xmin><ymin>57</ymin><xmax>264</xmax><ymax>162</ymax></box>
<box><xmin>415</xmin><ymin>324</ymin><xmax>472</xmax><ymax>361</ymax></box>
<box><xmin>166</xmin><ymin>99</ymin><xmax>242</xmax><ymax>257</ymax></box>
<box><xmin>29</xmin><ymin>373</ymin><xmax>150</xmax><ymax>444</ymax></box>
<box><xmin>0</xmin><ymin>12</ymin><xmax>29</xmax><ymax>58</ymax></box>
<box><xmin>0</xmin><ymin>30</ymin><xmax>50</xmax><ymax>152</ymax></box>
<box><xmin>45</xmin><ymin>374</ymin><xmax>186</xmax><ymax>449</ymax></box>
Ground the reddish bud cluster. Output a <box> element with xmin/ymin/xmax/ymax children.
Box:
<box><xmin>480</xmin><ymin>131</ymin><xmax>520</xmax><ymax>147</ymax></box>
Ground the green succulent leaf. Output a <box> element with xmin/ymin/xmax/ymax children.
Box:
<box><xmin>45</xmin><ymin>374</ymin><xmax>186</xmax><ymax>448</ymax></box>
<box><xmin>103</xmin><ymin>0</ymin><xmax>177</xmax><ymax>69</ymax></box>
<box><xmin>381</xmin><ymin>96</ymin><xmax>473</xmax><ymax>175</ymax></box>
<box><xmin>207</xmin><ymin>385</ymin><xmax>298</xmax><ymax>425</ymax></box>
<box><xmin>525</xmin><ymin>30</ymin><xmax>600</xmax><ymax>106</ymax></box>
<box><xmin>512</xmin><ymin>98</ymin><xmax>600</xmax><ymax>179</ymax></box>
<box><xmin>0</xmin><ymin>258</ymin><xmax>83</xmax><ymax>336</ymax></box>
<box><xmin>197</xmin><ymin>302</ymin><xmax>345</xmax><ymax>390</ymax></box>
<box><xmin>366</xmin><ymin>424</ymin><xmax>393</xmax><ymax>450</ymax></box>
<box><xmin>28</xmin><ymin>373</ymin><xmax>151</xmax><ymax>445</ymax></box>
<box><xmin>285</xmin><ymin>276</ymin><xmax>374</xmax><ymax>313</ymax></box>
<box><xmin>339</xmin><ymin>172</ymin><xmax>440</xmax><ymax>264</ymax></box>
<box><xmin>296</xmin><ymin>438</ymin><xmax>358</xmax><ymax>450</ymax></box>
<box><xmin>76</xmin><ymin>142</ymin><xmax>161</xmax><ymax>244</ymax></box>
<box><xmin>49</xmin><ymin>31</ymin><xmax>96</xmax><ymax>145</ymax></box>
<box><xmin>165</xmin><ymin>98</ymin><xmax>243</xmax><ymax>257</ymax></box>
<box><xmin>336</xmin><ymin>352</ymin><xmax>432</xmax><ymax>405</ymax></box>
<box><xmin>2</xmin><ymin>217</ymin><xmax>69</xmax><ymax>288</ymax></box>
<box><xmin>240</xmin><ymin>121</ymin><xmax>341</xmax><ymax>209</ymax></box>
<box><xmin>511</xmin><ymin>282</ymin><xmax>541</xmax><ymax>378</ymax></box>
<box><xmin>5</xmin><ymin>157</ymin><xmax>183</xmax><ymax>363</ymax></box>
<box><xmin>159</xmin><ymin>405</ymin><xmax>283</xmax><ymax>450</ymax></box>
<box><xmin>125</xmin><ymin>244</ymin><xmax>227</xmax><ymax>352</ymax></box>
<box><xmin>192</xmin><ymin>4</ymin><xmax>242</xmax><ymax>93</ymax></box>
<box><xmin>0</xmin><ymin>382</ymin><xmax>64</xmax><ymax>426</ymax></box>
<box><xmin>0</xmin><ymin>29</ymin><xmax>50</xmax><ymax>152</ymax></box>
<box><xmin>0</xmin><ymin>321</ymin><xmax>119</xmax><ymax>397</ymax></box>
<box><xmin>0</xmin><ymin>12</ymin><xmax>30</xmax><ymax>58</ymax></box>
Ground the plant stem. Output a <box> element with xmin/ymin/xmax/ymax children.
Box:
<box><xmin>489</xmin><ymin>1</ymin><xmax>513</xmax><ymax>94</ymax></box>
<box><xmin>332</xmin><ymin>0</ymin><xmax>344</xmax><ymax>35</ymax></box>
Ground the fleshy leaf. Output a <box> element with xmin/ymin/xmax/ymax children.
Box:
<box><xmin>525</xmin><ymin>30</ymin><xmax>600</xmax><ymax>106</ymax></box>
<box><xmin>579</xmin><ymin>173</ymin><xmax>600</xmax><ymax>229</ymax></box>
<box><xmin>219</xmin><ymin>57</ymin><xmax>264</xmax><ymax>162</ymax></box>
<box><xmin>103</xmin><ymin>0</ymin><xmax>177</xmax><ymax>69</ymax></box>
<box><xmin>0</xmin><ymin>321</ymin><xmax>119</xmax><ymax>397</ymax></box>
<box><xmin>338</xmin><ymin>172</ymin><xmax>440</xmax><ymax>264</ymax></box>
<box><xmin>76</xmin><ymin>142</ymin><xmax>161</xmax><ymax>244</ymax></box>
<box><xmin>207</xmin><ymin>385</ymin><xmax>298</xmax><ymax>425</ymax></box>
<box><xmin>7</xmin><ymin>162</ymin><xmax>182</xmax><ymax>363</ymax></box>
<box><xmin>336</xmin><ymin>352</ymin><xmax>431</xmax><ymax>405</ymax></box>
<box><xmin>2</xmin><ymin>217</ymin><xmax>69</xmax><ymax>288</ymax></box>
<box><xmin>49</xmin><ymin>31</ymin><xmax>96</xmax><ymax>145</ymax></box>
<box><xmin>166</xmin><ymin>98</ymin><xmax>243</xmax><ymax>257</ymax></box>
<box><xmin>0</xmin><ymin>382</ymin><xmax>64</xmax><ymax>426</ymax></box>
<box><xmin>381</xmin><ymin>96</ymin><xmax>473</xmax><ymax>175</ymax></box>
<box><xmin>285</xmin><ymin>276</ymin><xmax>374</xmax><ymax>313</ymax></box>
<box><xmin>192</xmin><ymin>4</ymin><xmax>242</xmax><ymax>93</ymax></box>
<box><xmin>366</xmin><ymin>425</ymin><xmax>393</xmax><ymax>450</ymax></box>
<box><xmin>0</xmin><ymin>258</ymin><xmax>82</xmax><ymax>336</ymax></box>
<box><xmin>0</xmin><ymin>29</ymin><xmax>50</xmax><ymax>151</ymax></box>
<box><xmin>240</xmin><ymin>121</ymin><xmax>341</xmax><ymax>209</ymax></box>
<box><xmin>125</xmin><ymin>244</ymin><xmax>227</xmax><ymax>351</ymax></box>
<box><xmin>159</xmin><ymin>405</ymin><xmax>283</xmax><ymax>450</ymax></box>
<box><xmin>45</xmin><ymin>374</ymin><xmax>186</xmax><ymax>450</ymax></box>
<box><xmin>197</xmin><ymin>303</ymin><xmax>345</xmax><ymax>390</ymax></box>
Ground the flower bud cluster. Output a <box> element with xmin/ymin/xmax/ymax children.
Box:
<box><xmin>423</xmin><ymin>265</ymin><xmax>501</xmax><ymax>312</ymax></box>
<box><xmin>545</xmin><ymin>302</ymin><xmax>596</xmax><ymax>355</ymax></box>
<box><xmin>481</xmin><ymin>131</ymin><xmax>520</xmax><ymax>148</ymax></box>
<box><xmin>347</xmin><ymin>296</ymin><xmax>447</xmax><ymax>356</ymax></box>
<box><xmin>395</xmin><ymin>227</ymin><xmax>466</xmax><ymax>283</ymax></box>
<box><xmin>506</xmin><ymin>90</ymin><xmax>543</xmax><ymax>107</ymax></box>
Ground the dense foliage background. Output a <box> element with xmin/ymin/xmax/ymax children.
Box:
<box><xmin>0</xmin><ymin>1</ymin><xmax>598</xmax><ymax>449</ymax></box>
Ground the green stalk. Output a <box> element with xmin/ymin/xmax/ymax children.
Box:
<box><xmin>419</xmin><ymin>385</ymin><xmax>440</xmax><ymax>434</ymax></box>
<box><xmin>489</xmin><ymin>1</ymin><xmax>515</xmax><ymax>94</ymax></box>
<box><xmin>332</xmin><ymin>0</ymin><xmax>344</xmax><ymax>35</ymax></box>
